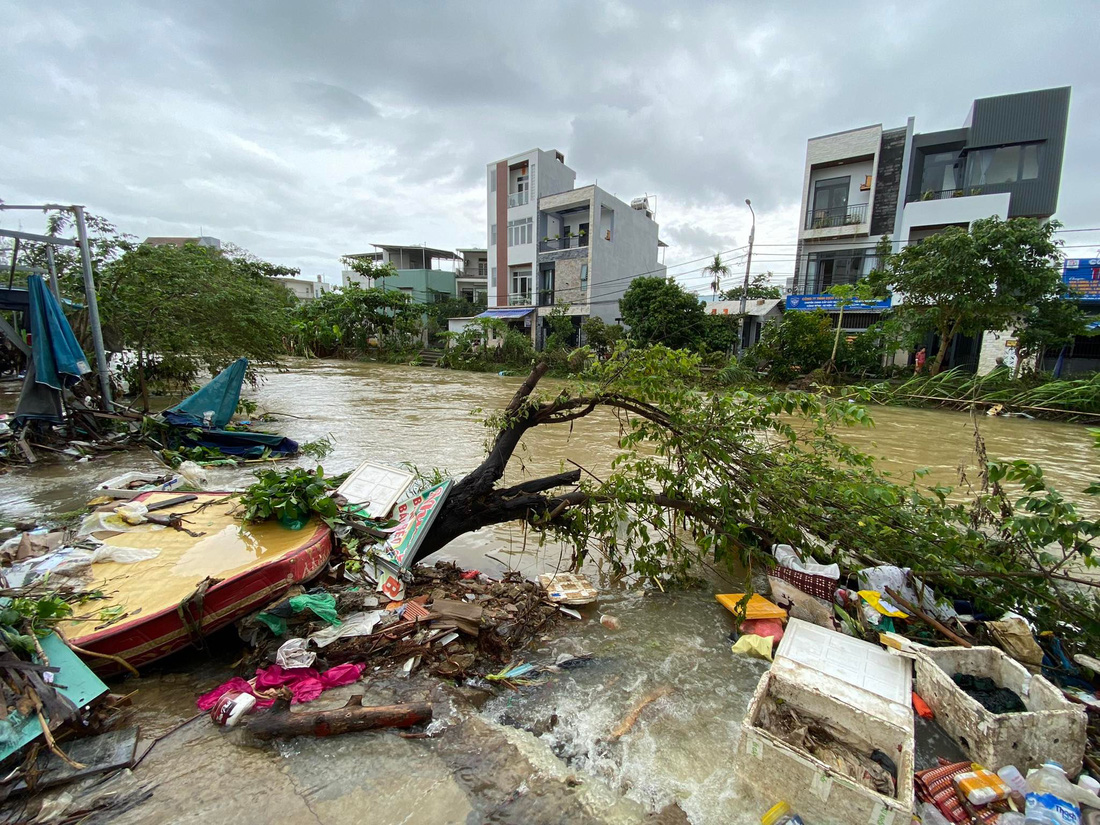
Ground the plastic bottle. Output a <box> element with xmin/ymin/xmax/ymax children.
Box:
<box><xmin>1000</xmin><ymin>765</ymin><xmax>1029</xmax><ymax>796</ymax></box>
<box><xmin>761</xmin><ymin>801</ymin><xmax>804</xmax><ymax>825</ymax></box>
<box><xmin>1025</xmin><ymin>762</ymin><xmax>1081</xmax><ymax>825</ymax></box>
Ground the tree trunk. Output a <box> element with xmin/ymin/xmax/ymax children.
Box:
<box><xmin>137</xmin><ymin>349</ymin><xmax>150</xmax><ymax>413</ymax></box>
<box><xmin>930</xmin><ymin>318</ymin><xmax>962</xmax><ymax>376</ymax></box>
<box><xmin>827</xmin><ymin>305</ymin><xmax>845</xmax><ymax>373</ymax></box>
<box><xmin>245</xmin><ymin>696</ymin><xmax>432</xmax><ymax>740</ymax></box>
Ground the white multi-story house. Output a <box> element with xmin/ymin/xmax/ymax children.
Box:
<box><xmin>485</xmin><ymin>148</ymin><xmax>666</xmax><ymax>348</ymax></box>
<box><xmin>789</xmin><ymin>86</ymin><xmax>1071</xmax><ymax>372</ymax></box>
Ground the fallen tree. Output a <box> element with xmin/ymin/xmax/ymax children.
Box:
<box><xmin>407</xmin><ymin>345</ymin><xmax>1100</xmax><ymax>641</ymax></box>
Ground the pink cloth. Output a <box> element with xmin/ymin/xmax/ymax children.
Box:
<box><xmin>196</xmin><ymin>663</ymin><xmax>365</xmax><ymax>710</ymax></box>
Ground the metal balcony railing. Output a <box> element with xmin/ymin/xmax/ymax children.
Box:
<box><xmin>539</xmin><ymin>235</ymin><xmax>589</xmax><ymax>252</ymax></box>
<box><xmin>508</xmin><ymin>293</ymin><xmax>533</xmax><ymax>306</ymax></box>
<box><xmin>905</xmin><ymin>187</ymin><xmax>986</xmax><ymax>203</ymax></box>
<box><xmin>538</xmin><ymin>289</ymin><xmax>555</xmax><ymax>307</ymax></box>
<box><xmin>508</xmin><ymin>191</ymin><xmax>529</xmax><ymax>208</ymax></box>
<box><xmin>804</xmin><ymin>202</ymin><xmax>868</xmax><ymax>230</ymax></box>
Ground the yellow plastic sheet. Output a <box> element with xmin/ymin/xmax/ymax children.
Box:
<box><xmin>730</xmin><ymin>634</ymin><xmax>774</xmax><ymax>661</ymax></box>
<box><xmin>857</xmin><ymin>590</ymin><xmax>907</xmax><ymax>618</ymax></box>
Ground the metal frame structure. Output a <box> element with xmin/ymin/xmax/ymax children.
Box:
<box><xmin>0</xmin><ymin>203</ymin><xmax>112</xmax><ymax>408</ymax></box>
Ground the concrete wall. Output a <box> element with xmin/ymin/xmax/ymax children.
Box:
<box><xmin>588</xmin><ymin>187</ymin><xmax>665</xmax><ymax>324</ymax></box>
<box><xmin>898</xmin><ymin>191</ymin><xmax>1011</xmax><ymax>241</ymax></box>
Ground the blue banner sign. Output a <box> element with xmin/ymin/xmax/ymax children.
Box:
<box><xmin>785</xmin><ymin>294</ymin><xmax>892</xmax><ymax>312</ymax></box>
<box><xmin>1063</xmin><ymin>259</ymin><xmax>1100</xmax><ymax>303</ymax></box>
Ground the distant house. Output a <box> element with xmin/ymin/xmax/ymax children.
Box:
<box><xmin>705</xmin><ymin>298</ymin><xmax>783</xmax><ymax>348</ymax></box>
<box><xmin>273</xmin><ymin>274</ymin><xmax>334</xmax><ymax>302</ymax></box>
<box><xmin>142</xmin><ymin>236</ymin><xmax>222</xmax><ymax>250</ymax></box>
<box><xmin>485</xmin><ymin>147</ymin><xmax>667</xmax><ymax>349</ymax></box>
<box><xmin>455</xmin><ymin>248</ymin><xmax>488</xmax><ymax>304</ymax></box>
<box><xmin>341</xmin><ymin>243</ymin><xmax>463</xmax><ymax>304</ymax></box>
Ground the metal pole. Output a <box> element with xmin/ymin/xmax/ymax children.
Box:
<box><xmin>45</xmin><ymin>245</ymin><xmax>60</xmax><ymax>301</ymax></box>
<box><xmin>72</xmin><ymin>206</ymin><xmax>113</xmax><ymax>409</ymax></box>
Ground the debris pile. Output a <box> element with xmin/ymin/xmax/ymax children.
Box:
<box><xmin>238</xmin><ymin>562</ymin><xmax>567</xmax><ymax>683</ymax></box>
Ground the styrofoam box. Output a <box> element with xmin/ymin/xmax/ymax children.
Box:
<box><xmin>739</xmin><ymin>668</ymin><xmax>914</xmax><ymax>825</ymax></box>
<box><xmin>776</xmin><ymin>619</ymin><xmax>913</xmax><ymax>705</ymax></box>
<box><xmin>913</xmin><ymin>645</ymin><xmax>1087</xmax><ymax>775</ymax></box>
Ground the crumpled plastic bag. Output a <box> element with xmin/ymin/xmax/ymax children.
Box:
<box><xmin>731</xmin><ymin>634</ymin><xmax>774</xmax><ymax>661</ymax></box>
<box><xmin>176</xmin><ymin>461</ymin><xmax>209</xmax><ymax>489</ymax></box>
<box><xmin>986</xmin><ymin>614</ymin><xmax>1044</xmax><ymax>668</ymax></box>
<box><xmin>275</xmin><ymin>638</ymin><xmax>316</xmax><ymax>669</ymax></box>
<box><xmin>115</xmin><ymin>502</ymin><xmax>149</xmax><ymax>525</ymax></box>
<box><xmin>774</xmin><ymin>544</ymin><xmax>840</xmax><ymax>579</ymax></box>
<box><xmin>78</xmin><ymin>509</ymin><xmax>164</xmax><ymax>537</ymax></box>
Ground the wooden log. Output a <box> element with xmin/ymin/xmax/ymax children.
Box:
<box><xmin>244</xmin><ymin>696</ymin><xmax>432</xmax><ymax>740</ymax></box>
<box><xmin>608</xmin><ymin>685</ymin><xmax>673</xmax><ymax>742</ymax></box>
<box><xmin>885</xmin><ymin>587</ymin><xmax>972</xmax><ymax>648</ymax></box>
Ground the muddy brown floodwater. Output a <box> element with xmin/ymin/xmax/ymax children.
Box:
<box><xmin>1</xmin><ymin>359</ymin><xmax>1096</xmax><ymax>825</ymax></box>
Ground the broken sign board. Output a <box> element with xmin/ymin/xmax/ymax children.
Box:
<box><xmin>0</xmin><ymin>632</ymin><xmax>109</xmax><ymax>762</ymax></box>
<box><xmin>337</xmin><ymin>461</ymin><xmax>415</xmax><ymax>519</ymax></box>
<box><xmin>376</xmin><ymin>480</ymin><xmax>452</xmax><ymax>598</ymax></box>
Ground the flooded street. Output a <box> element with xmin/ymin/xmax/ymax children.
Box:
<box><xmin>2</xmin><ymin>359</ymin><xmax>1097</xmax><ymax>824</ymax></box>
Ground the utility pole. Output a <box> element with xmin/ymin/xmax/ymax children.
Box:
<box><xmin>738</xmin><ymin>199</ymin><xmax>756</xmax><ymax>316</ymax></box>
<box><xmin>738</xmin><ymin>199</ymin><xmax>756</xmax><ymax>351</ymax></box>
<box><xmin>72</xmin><ymin>205</ymin><xmax>113</xmax><ymax>409</ymax></box>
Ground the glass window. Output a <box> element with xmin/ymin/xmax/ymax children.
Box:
<box><xmin>580</xmin><ymin>264</ymin><xmax>588</xmax><ymax>290</ymax></box>
<box><xmin>490</xmin><ymin>267</ymin><xmax>496</xmax><ymax>288</ymax></box>
<box><xmin>812</xmin><ymin>250</ymin><xmax>864</xmax><ymax>292</ymax></box>
<box><xmin>507</xmin><ymin>218</ymin><xmax>533</xmax><ymax>247</ymax></box>
<box><xmin>966</xmin><ymin>143</ymin><xmax>1043</xmax><ymax>187</ymax></box>
<box><xmin>920</xmin><ymin>151</ymin><xmax>963</xmax><ymax>194</ymax></box>
<box><xmin>489</xmin><ymin>169</ymin><xmax>496</xmax><ymax>192</ymax></box>
<box><xmin>491</xmin><ymin>224</ymin><xmax>497</xmax><ymax>246</ymax></box>
<box><xmin>813</xmin><ymin>176</ymin><xmax>849</xmax><ymax>214</ymax></box>
<box><xmin>1021</xmin><ymin>143</ymin><xmax>1040</xmax><ymax>179</ymax></box>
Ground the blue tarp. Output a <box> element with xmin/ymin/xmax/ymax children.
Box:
<box><xmin>162</xmin><ymin>358</ymin><xmax>298</xmax><ymax>458</ymax></box>
<box><xmin>166</xmin><ymin>357</ymin><xmax>248</xmax><ymax>429</ymax></box>
<box><xmin>27</xmin><ymin>275</ymin><xmax>90</xmax><ymax>391</ymax></box>
<box><xmin>476</xmin><ymin>308</ymin><xmax>535</xmax><ymax>319</ymax></box>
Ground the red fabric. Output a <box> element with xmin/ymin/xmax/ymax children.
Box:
<box><xmin>197</xmin><ymin>663</ymin><xmax>365</xmax><ymax>709</ymax></box>
<box><xmin>460</xmin><ymin>570</ymin><xmax>481</xmax><ymax>580</ymax></box>
<box><xmin>769</xmin><ymin>563</ymin><xmax>837</xmax><ymax>600</ymax></box>
<box><xmin>912</xmin><ymin>691</ymin><xmax>934</xmax><ymax>720</ymax></box>
<box><xmin>197</xmin><ymin>677</ymin><xmax>256</xmax><ymax>711</ymax></box>
<box><xmin>740</xmin><ymin>619</ymin><xmax>784</xmax><ymax>643</ymax></box>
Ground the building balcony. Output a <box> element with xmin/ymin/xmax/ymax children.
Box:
<box><xmin>508</xmin><ymin>191</ymin><xmax>530</xmax><ymax>208</ymax></box>
<box><xmin>904</xmin><ymin>186</ymin><xmax>1001</xmax><ymax>203</ymax></box>
<box><xmin>539</xmin><ymin>235</ymin><xmax>589</xmax><ymax>252</ymax></box>
<box><xmin>537</xmin><ymin>289</ymin><xmax>555</xmax><ymax>307</ymax></box>
<box><xmin>804</xmin><ymin>202</ymin><xmax>868</xmax><ymax>230</ymax></box>
<box><xmin>508</xmin><ymin>293</ymin><xmax>533</xmax><ymax>306</ymax></box>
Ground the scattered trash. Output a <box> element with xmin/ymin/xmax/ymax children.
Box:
<box><xmin>211</xmin><ymin>691</ymin><xmax>256</xmax><ymax>727</ymax></box>
<box><xmin>986</xmin><ymin>614</ymin><xmax>1045</xmax><ymax>670</ymax></box>
<box><xmin>599</xmin><ymin>614</ymin><xmax>621</xmax><ymax>630</ymax></box>
<box><xmin>760</xmin><ymin>800</ymin><xmax>804</xmax><ymax>824</ymax></box>
<box><xmin>538</xmin><ymin>572</ymin><xmax>598</xmax><ymax>605</ymax></box>
<box><xmin>308</xmin><ymin>610</ymin><xmax>383</xmax><ymax>648</ymax></box>
<box><xmin>1025</xmin><ymin>761</ymin><xmax>1081</xmax><ymax>825</ymax></box>
<box><xmin>912</xmin><ymin>692</ymin><xmax>934</xmax><ymax>720</ymax></box>
<box><xmin>560</xmin><ymin>606</ymin><xmax>583</xmax><ymax>620</ymax></box>
<box><xmin>275</xmin><ymin>637</ymin><xmax>317</xmax><ymax>670</ymax></box>
<box><xmin>952</xmin><ymin>672</ymin><xmax>1027</xmax><ymax>714</ymax></box>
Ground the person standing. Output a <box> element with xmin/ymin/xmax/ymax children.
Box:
<box><xmin>915</xmin><ymin>346</ymin><xmax>927</xmax><ymax>374</ymax></box>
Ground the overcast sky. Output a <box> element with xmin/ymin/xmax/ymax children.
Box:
<box><xmin>1</xmin><ymin>1</ymin><xmax>1097</xmax><ymax>288</ymax></box>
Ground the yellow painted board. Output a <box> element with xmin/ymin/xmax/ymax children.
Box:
<box><xmin>62</xmin><ymin>493</ymin><xmax>323</xmax><ymax>641</ymax></box>
<box><xmin>715</xmin><ymin>593</ymin><xmax>788</xmax><ymax>621</ymax></box>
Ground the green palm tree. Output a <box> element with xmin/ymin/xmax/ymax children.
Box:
<box><xmin>703</xmin><ymin>254</ymin><xmax>731</xmax><ymax>300</ymax></box>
